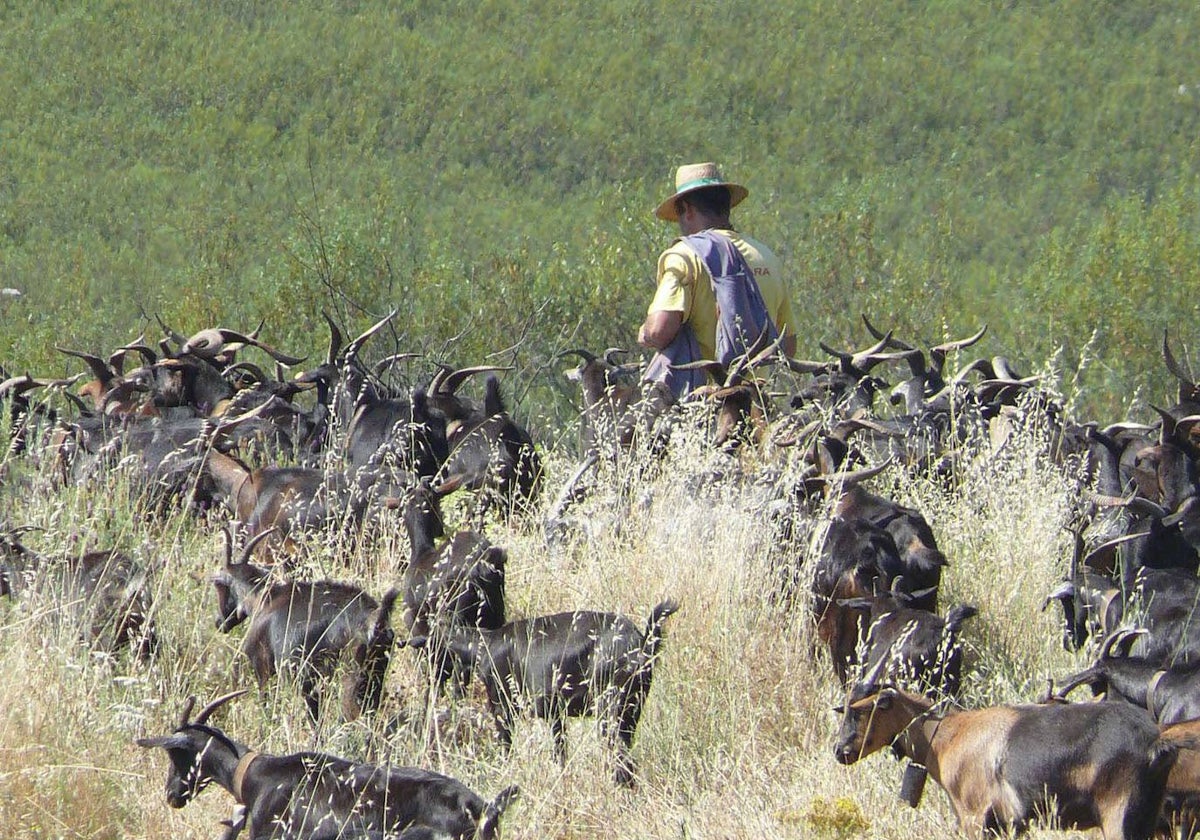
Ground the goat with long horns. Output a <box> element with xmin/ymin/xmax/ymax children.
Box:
<box><xmin>137</xmin><ymin>690</ymin><xmax>519</xmax><ymax>840</ymax></box>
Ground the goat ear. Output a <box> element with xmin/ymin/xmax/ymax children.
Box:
<box><xmin>907</xmin><ymin>585</ymin><xmax>938</xmax><ymax>602</ymax></box>
<box><xmin>876</xmin><ymin>688</ymin><xmax>897</xmax><ymax>709</ymax></box>
<box><xmin>136</xmin><ymin>734</ymin><xmax>190</xmax><ymax>750</ymax></box>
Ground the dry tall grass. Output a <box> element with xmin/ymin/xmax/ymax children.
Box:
<box><xmin>0</xmin><ymin>405</ymin><xmax>1100</xmax><ymax>839</ymax></box>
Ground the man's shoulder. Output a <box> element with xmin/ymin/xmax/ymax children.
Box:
<box><xmin>663</xmin><ymin>237</ymin><xmax>698</xmax><ymax>256</ymax></box>
<box><xmin>657</xmin><ymin>240</ymin><xmax>702</xmax><ymax>285</ymax></box>
<box><xmin>719</xmin><ymin>232</ymin><xmax>781</xmax><ymax>282</ymax></box>
<box><xmin>731</xmin><ymin>232</ymin><xmax>777</xmax><ymax>262</ymax></box>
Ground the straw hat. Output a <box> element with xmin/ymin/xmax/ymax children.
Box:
<box><xmin>654</xmin><ymin>162</ymin><xmax>749</xmax><ymax>222</ymax></box>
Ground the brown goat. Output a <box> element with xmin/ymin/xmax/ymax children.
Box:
<box><xmin>559</xmin><ymin>347</ymin><xmax>666</xmax><ymax>459</ymax></box>
<box><xmin>1</xmin><ymin>530</ymin><xmax>158</xmax><ymax>659</ymax></box>
<box><xmin>202</xmin><ymin>452</ymin><xmax>384</xmax><ymax>562</ymax></box>
<box><xmin>835</xmin><ymin>686</ymin><xmax>1189</xmax><ymax>839</ymax></box>
<box><xmin>811</xmin><ymin>516</ymin><xmax>905</xmax><ymax>684</ymax></box>
<box><xmin>1162</xmin><ymin>718</ymin><xmax>1200</xmax><ymax>840</ymax></box>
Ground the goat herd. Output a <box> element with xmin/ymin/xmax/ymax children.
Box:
<box><xmin>4</xmin><ymin>311</ymin><xmax>1200</xmax><ymax>839</ymax></box>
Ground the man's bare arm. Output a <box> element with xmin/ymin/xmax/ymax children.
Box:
<box><xmin>638</xmin><ymin>310</ymin><xmax>683</xmax><ymax>351</ymax></box>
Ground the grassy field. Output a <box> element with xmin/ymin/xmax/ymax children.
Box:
<box><xmin>0</xmin><ymin>380</ymin><xmax>1110</xmax><ymax>839</ymax></box>
<box><xmin>3</xmin><ymin>1</ymin><xmax>1199</xmax><ymax>835</ymax></box>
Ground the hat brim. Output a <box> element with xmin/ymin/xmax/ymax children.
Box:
<box><xmin>655</xmin><ymin>183</ymin><xmax>748</xmax><ymax>222</ymax></box>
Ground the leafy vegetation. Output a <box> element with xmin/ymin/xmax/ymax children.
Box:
<box><xmin>2</xmin><ymin>1</ymin><xmax>1198</xmax><ymax>421</ymax></box>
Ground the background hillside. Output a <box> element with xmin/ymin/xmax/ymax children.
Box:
<box><xmin>3</xmin><ymin>1</ymin><xmax>1200</xmax><ymax>419</ymax></box>
<box><xmin>4</xmin><ymin>5</ymin><xmax>1200</xmax><ymax>838</ymax></box>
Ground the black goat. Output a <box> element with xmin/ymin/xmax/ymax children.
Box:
<box><xmin>841</xmin><ymin>593</ymin><xmax>978</xmax><ymax>702</ymax></box>
<box><xmin>428</xmin><ymin>366</ymin><xmax>542</xmax><ymax>522</ymax></box>
<box><xmin>828</xmin><ymin>474</ymin><xmax>947</xmax><ymax>612</ymax></box>
<box><xmin>423</xmin><ymin>599</ymin><xmax>679</xmax><ymax>787</ymax></box>
<box><xmin>0</xmin><ymin>372</ymin><xmax>71</xmax><ymax>457</ymax></box>
<box><xmin>787</xmin><ymin>331</ymin><xmax>900</xmax><ymax>418</ymax></box>
<box><xmin>212</xmin><ymin>530</ymin><xmax>400</xmax><ymax>723</ymax></box>
<box><xmin>1054</xmin><ymin>629</ymin><xmax>1200</xmax><ymax>726</ymax></box>
<box><xmin>293</xmin><ymin>311</ymin><xmax>449</xmax><ymax>482</ymax></box>
<box><xmin>1044</xmin><ymin>563</ymin><xmax>1200</xmax><ymax>667</ymax></box>
<box><xmin>384</xmin><ymin>477</ymin><xmax>506</xmax><ymax>696</ymax></box>
<box><xmin>137</xmin><ymin>691</ymin><xmax>518</xmax><ymax>840</ymax></box>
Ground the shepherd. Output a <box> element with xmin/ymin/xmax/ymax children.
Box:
<box><xmin>638</xmin><ymin>161</ymin><xmax>797</xmax><ymax>398</ymax></box>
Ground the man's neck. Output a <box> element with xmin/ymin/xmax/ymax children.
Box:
<box><xmin>681</xmin><ymin>213</ymin><xmax>732</xmax><ymax>235</ymax></box>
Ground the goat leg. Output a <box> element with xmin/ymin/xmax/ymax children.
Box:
<box><xmin>301</xmin><ymin>672</ymin><xmax>321</xmax><ymax>725</ymax></box>
<box><xmin>600</xmin><ymin>712</ymin><xmax>639</xmax><ymax>788</ymax></box>
<box><xmin>485</xmin><ymin>687</ymin><xmax>515</xmax><ymax>753</ymax></box>
<box><xmin>550</xmin><ymin>717</ymin><xmax>568</xmax><ymax>765</ymax></box>
<box><xmin>613</xmin><ymin>695</ymin><xmax>645</xmax><ymax>788</ymax></box>
<box><xmin>217</xmin><ymin>805</ymin><xmax>247</xmax><ymax>840</ymax></box>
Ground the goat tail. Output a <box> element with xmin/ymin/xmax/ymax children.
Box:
<box><xmin>369</xmin><ymin>587</ymin><xmax>402</xmax><ymax>644</ymax></box>
<box><xmin>478</xmin><ymin>783</ymin><xmax>520</xmax><ymax>840</ymax></box>
<box><xmin>640</xmin><ymin>598</ymin><xmax>681</xmax><ymax>663</ymax></box>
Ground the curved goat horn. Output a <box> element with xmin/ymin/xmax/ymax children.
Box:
<box><xmin>192</xmin><ymin>689</ymin><xmax>250</xmax><ymax>726</ymax></box>
<box><xmin>222</xmin><ymin>361</ymin><xmax>271</xmax><ymax>386</ymax></box>
<box><xmin>155</xmin><ymin>314</ymin><xmax>189</xmax><ymax>348</ymax></box>
<box><xmin>373</xmin><ymin>353</ymin><xmax>422</xmax><ymax>376</ymax></box>
<box><xmin>0</xmin><ymin>374</ymin><xmax>49</xmax><ymax>399</ymax></box>
<box><xmin>184</xmin><ymin>328</ymin><xmax>306</xmax><ymax>367</ymax></box>
<box><xmin>1150</xmin><ymin>404</ymin><xmax>1177</xmax><ymax>447</ymax></box>
<box><xmin>1052</xmin><ymin>668</ymin><xmax>1102</xmax><ymax>701</ymax></box>
<box><xmin>343</xmin><ymin>310</ymin><xmax>399</xmax><ymax>362</ymax></box>
<box><xmin>213</xmin><ymin>329</ymin><xmax>306</xmax><ymax>367</ymax></box>
<box><xmin>820</xmin><ymin>332</ymin><xmax>909</xmax><ymax>374</ymax></box>
<box><xmin>113</xmin><ymin>341</ymin><xmax>158</xmax><ymax>369</ymax></box>
<box><xmin>180</xmin><ymin>328</ymin><xmax>227</xmax><ymax>359</ymax></box>
<box><xmin>555</xmin><ymin>348</ymin><xmax>598</xmax><ymax>364</ymax></box>
<box><xmin>55</xmin><ymin>347</ymin><xmax>117</xmax><ymax>386</ymax></box>
<box><xmin>222</xmin><ymin>526</ymin><xmax>235</xmax><ymax>568</ymax></box>
<box><xmin>1099</xmin><ymin>627</ymin><xmax>1148</xmax><ymax>660</ymax></box>
<box><xmin>236</xmin><ymin>527</ymin><xmax>278</xmax><ymax>565</ymax></box>
<box><xmin>990</xmin><ymin>356</ymin><xmax>1025</xmax><ymax>381</ymax></box>
<box><xmin>322</xmin><ymin>311</ymin><xmax>344</xmax><ymax>365</ymax></box>
<box><xmin>1163</xmin><ymin>329</ymin><xmax>1195</xmax><ymax>387</ymax></box>
<box><xmin>177</xmin><ymin>696</ymin><xmax>198</xmax><ymax>728</ymax></box>
<box><xmin>786</xmin><ymin>357</ymin><xmax>832</xmax><ymax>375</ymax></box>
<box><xmin>860</xmin><ymin>315</ymin><xmax>916</xmax><ymax>352</ymax></box>
<box><xmin>932</xmin><ymin>324</ymin><xmax>988</xmax><ymax>356</ymax></box>
<box><xmin>430</xmin><ymin>364</ymin><xmax>513</xmax><ymax>396</ymax></box>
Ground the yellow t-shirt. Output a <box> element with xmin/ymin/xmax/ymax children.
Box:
<box><xmin>647</xmin><ymin>230</ymin><xmax>795</xmax><ymax>362</ymax></box>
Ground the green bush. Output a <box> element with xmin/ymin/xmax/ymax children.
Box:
<box><xmin>2</xmin><ymin>1</ymin><xmax>1198</xmax><ymax>423</ymax></box>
